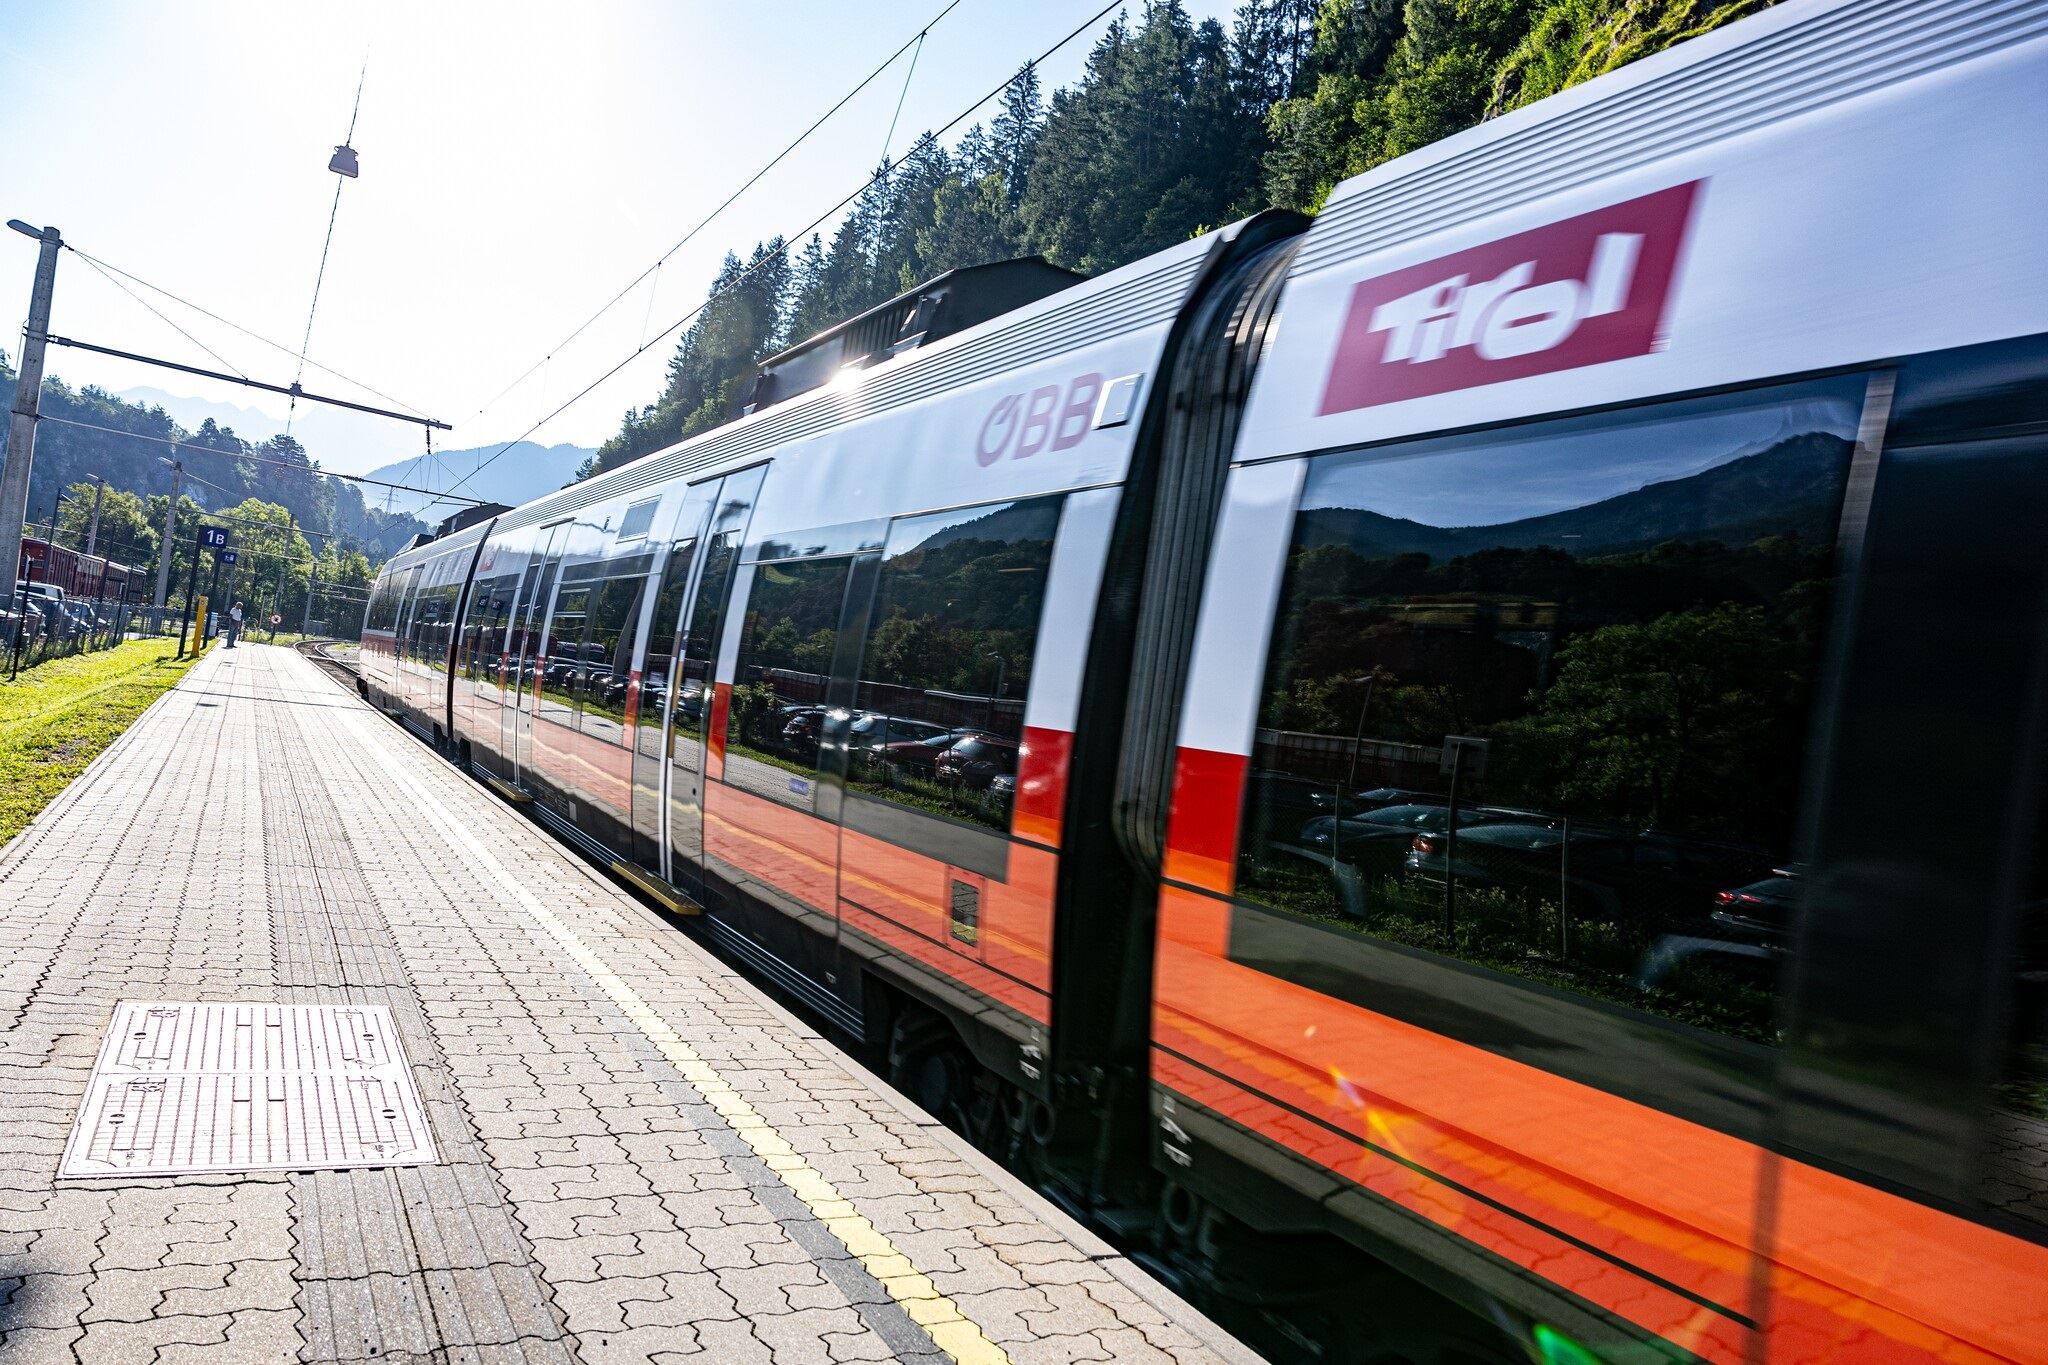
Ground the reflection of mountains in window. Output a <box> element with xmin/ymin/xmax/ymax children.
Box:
<box><xmin>863</xmin><ymin>500</ymin><xmax>1059</xmax><ymax>697</ymax></box>
<box><xmin>1295</xmin><ymin>427</ymin><xmax>1855</xmax><ymax>562</ymax></box>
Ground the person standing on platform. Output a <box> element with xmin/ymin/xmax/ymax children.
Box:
<box><xmin>226</xmin><ymin>600</ymin><xmax>244</xmax><ymax>649</ymax></box>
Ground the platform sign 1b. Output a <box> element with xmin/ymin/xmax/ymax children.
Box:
<box><xmin>200</xmin><ymin>526</ymin><xmax>228</xmax><ymax>550</ymax></box>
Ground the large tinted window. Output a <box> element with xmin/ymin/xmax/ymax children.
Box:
<box><xmin>463</xmin><ymin>573</ymin><xmax>518</xmax><ymax>682</ymax></box>
<box><xmin>537</xmin><ymin>576</ymin><xmax>591</xmax><ymax>724</ymax></box>
<box><xmin>1988</xmin><ymin>846</ymin><xmax>2048</xmax><ymax>1236</ymax></box>
<box><xmin>844</xmin><ymin>498</ymin><xmax>1060</xmax><ymax>833</ymax></box>
<box><xmin>726</xmin><ymin>556</ymin><xmax>854</xmax><ymax>809</ymax></box>
<box><xmin>366</xmin><ymin>575</ymin><xmax>400</xmax><ymax>632</ymax></box>
<box><xmin>578</xmin><ymin>553</ymin><xmax>652</xmax><ymax>741</ymax></box>
<box><xmin>1238</xmin><ymin>377</ymin><xmax>1865</xmax><ymax>1043</ymax></box>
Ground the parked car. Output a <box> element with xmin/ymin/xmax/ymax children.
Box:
<box><xmin>1405</xmin><ymin>824</ymin><xmax>1774</xmax><ymax>929</ymax></box>
<box><xmin>1248</xmin><ymin>774</ymin><xmax>1439</xmax><ymax>843</ymax></box>
<box><xmin>876</xmin><ymin>727</ymin><xmax>985</xmax><ymax>781</ymax></box>
<box><xmin>982</xmin><ymin>772</ymin><xmax>1016</xmax><ymax>820</ymax></box>
<box><xmin>1709</xmin><ymin>864</ymin><xmax>1805</xmax><ymax>946</ymax></box>
<box><xmin>746</xmin><ymin>702</ymin><xmax>823</xmax><ymax>755</ymax></box>
<box><xmin>1301</xmin><ymin>804</ymin><xmax>1508</xmax><ymax>878</ymax></box>
<box><xmin>934</xmin><ymin>734</ymin><xmax>1019</xmax><ymax>791</ymax></box>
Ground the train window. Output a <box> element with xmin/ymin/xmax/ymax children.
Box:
<box><xmin>1781</xmin><ymin>361</ymin><xmax>2048</xmax><ymax>1218</ymax></box>
<box><xmin>725</xmin><ymin>555</ymin><xmax>855</xmax><ymax>812</ymax></box>
<box><xmin>578</xmin><ymin>552</ymin><xmax>653</xmax><ymax>743</ymax></box>
<box><xmin>393</xmin><ymin>565</ymin><xmax>424</xmax><ymax>659</ymax></box>
<box><xmin>465</xmin><ymin>573</ymin><xmax>518</xmax><ymax>683</ymax></box>
<box><xmin>366</xmin><ymin>576</ymin><xmax>397</xmax><ymax>632</ymax></box>
<box><xmin>843</xmin><ymin>497</ymin><xmax>1061</xmax><ymax>835</ymax></box>
<box><xmin>1236</xmin><ymin>375</ymin><xmax>1867</xmax><ymax>1048</ymax></box>
<box><xmin>1987</xmin><ymin>851</ymin><xmax>2048</xmax><ymax>1235</ymax></box>
<box><xmin>418</xmin><ymin>574</ymin><xmax>461</xmax><ymax>672</ymax></box>
<box><xmin>537</xmin><ymin>576</ymin><xmax>592</xmax><ymax>725</ymax></box>
<box><xmin>617</xmin><ymin>498</ymin><xmax>660</xmax><ymax>542</ymax></box>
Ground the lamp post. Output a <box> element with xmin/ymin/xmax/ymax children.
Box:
<box><xmin>983</xmin><ymin>651</ymin><xmax>1006</xmax><ymax>730</ymax></box>
<box><xmin>81</xmin><ymin>475</ymin><xmax>106</xmax><ymax>558</ymax></box>
<box><xmin>152</xmin><ymin>457</ymin><xmax>183</xmax><ymax>615</ymax></box>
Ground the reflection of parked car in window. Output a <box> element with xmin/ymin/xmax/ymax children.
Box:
<box><xmin>780</xmin><ymin>706</ymin><xmax>843</xmax><ymax>759</ymax></box>
<box><xmin>1710</xmin><ymin>865</ymin><xmax>1804</xmax><ymax>945</ymax></box>
<box><xmin>1302</xmin><ymin>804</ymin><xmax>1503</xmax><ymax>874</ymax></box>
<box><xmin>838</xmin><ymin>714</ymin><xmax>955</xmax><ymax>772</ymax></box>
<box><xmin>982</xmin><ymin>772</ymin><xmax>1015</xmax><ymax>820</ymax></box>
<box><xmin>1406</xmin><ymin>824</ymin><xmax>1773</xmax><ymax>928</ymax></box>
<box><xmin>934</xmin><ymin>735</ymin><xmax>1018</xmax><ymax>791</ymax></box>
<box><xmin>1250</xmin><ymin>774</ymin><xmax>1437</xmax><ymax>838</ymax></box>
<box><xmin>876</xmin><ymin>727</ymin><xmax>983</xmax><ymax>781</ymax></box>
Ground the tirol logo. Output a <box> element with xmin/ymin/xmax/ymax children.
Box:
<box><xmin>977</xmin><ymin>373</ymin><xmax>1102</xmax><ymax>466</ymax></box>
<box><xmin>1319</xmin><ymin>180</ymin><xmax>1702</xmax><ymax>415</ymax></box>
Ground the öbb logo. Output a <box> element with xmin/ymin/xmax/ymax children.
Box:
<box><xmin>977</xmin><ymin>373</ymin><xmax>1103</xmax><ymax>466</ymax></box>
<box><xmin>1319</xmin><ymin>180</ymin><xmax>1702</xmax><ymax>414</ymax></box>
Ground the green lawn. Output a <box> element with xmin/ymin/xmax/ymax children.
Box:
<box><xmin>0</xmin><ymin>639</ymin><xmax>196</xmax><ymax>844</ymax></box>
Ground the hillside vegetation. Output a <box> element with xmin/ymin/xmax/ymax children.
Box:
<box><xmin>591</xmin><ymin>0</ymin><xmax>1773</xmax><ymax>476</ymax></box>
<box><xmin>0</xmin><ymin>353</ymin><xmax>413</xmax><ymax>627</ymax></box>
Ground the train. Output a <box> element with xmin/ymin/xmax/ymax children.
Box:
<box><xmin>16</xmin><ymin>534</ymin><xmax>139</xmax><ymax>602</ymax></box>
<box><xmin>361</xmin><ymin>2</ymin><xmax>2048</xmax><ymax>1359</ymax></box>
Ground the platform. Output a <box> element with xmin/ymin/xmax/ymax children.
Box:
<box><xmin>0</xmin><ymin>643</ymin><xmax>1258</xmax><ymax>1365</ymax></box>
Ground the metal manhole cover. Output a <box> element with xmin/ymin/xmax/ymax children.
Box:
<box><xmin>59</xmin><ymin>1001</ymin><xmax>439</xmax><ymax>1178</ymax></box>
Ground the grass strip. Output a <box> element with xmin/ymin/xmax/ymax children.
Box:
<box><xmin>0</xmin><ymin>639</ymin><xmax>196</xmax><ymax>844</ymax></box>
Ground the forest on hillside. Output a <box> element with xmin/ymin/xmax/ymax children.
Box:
<box><xmin>590</xmin><ymin>0</ymin><xmax>1773</xmax><ymax>476</ymax></box>
<box><xmin>0</xmin><ymin>352</ymin><xmax>419</xmax><ymax>625</ymax></box>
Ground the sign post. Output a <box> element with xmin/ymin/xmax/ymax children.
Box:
<box><xmin>178</xmin><ymin>526</ymin><xmax>229</xmax><ymax>658</ymax></box>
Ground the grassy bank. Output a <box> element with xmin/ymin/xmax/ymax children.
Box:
<box><xmin>0</xmin><ymin>639</ymin><xmax>196</xmax><ymax>844</ymax></box>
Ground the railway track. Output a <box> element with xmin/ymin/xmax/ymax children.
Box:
<box><xmin>293</xmin><ymin>637</ymin><xmax>359</xmax><ymax>689</ymax></box>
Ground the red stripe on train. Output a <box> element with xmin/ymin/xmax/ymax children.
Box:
<box><xmin>1163</xmin><ymin>746</ymin><xmax>1246</xmax><ymax>893</ymax></box>
<box><xmin>708</xmin><ymin>681</ymin><xmax>730</xmax><ymax>781</ymax></box>
<box><xmin>1012</xmin><ymin>725</ymin><xmax>1071</xmax><ymax>849</ymax></box>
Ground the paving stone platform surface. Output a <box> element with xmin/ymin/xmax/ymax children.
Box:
<box><xmin>0</xmin><ymin>643</ymin><xmax>1259</xmax><ymax>1365</ymax></box>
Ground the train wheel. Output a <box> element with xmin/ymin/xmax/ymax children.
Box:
<box><xmin>887</xmin><ymin>1005</ymin><xmax>974</xmax><ymax>1135</ymax></box>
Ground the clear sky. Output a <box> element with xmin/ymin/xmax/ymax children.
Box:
<box><xmin>0</xmin><ymin>1</ymin><xmax>1236</xmax><ymax>477</ymax></box>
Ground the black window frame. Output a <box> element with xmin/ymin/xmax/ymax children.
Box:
<box><xmin>1225</xmin><ymin>371</ymin><xmax>1879</xmax><ymax>1144</ymax></box>
<box><xmin>836</xmin><ymin>495</ymin><xmax>1064</xmax><ymax>871</ymax></box>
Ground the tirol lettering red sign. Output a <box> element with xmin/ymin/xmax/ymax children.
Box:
<box><xmin>1318</xmin><ymin>180</ymin><xmax>1702</xmax><ymax>415</ymax></box>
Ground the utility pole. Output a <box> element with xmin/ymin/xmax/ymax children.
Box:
<box><xmin>1</xmin><ymin>220</ymin><xmax>61</xmax><ymax>617</ymax></box>
<box><xmin>152</xmin><ymin>458</ymin><xmax>181</xmax><ymax>613</ymax></box>
<box><xmin>272</xmin><ymin>515</ymin><xmax>293</xmax><ymax>641</ymax></box>
<box><xmin>303</xmin><ymin>563</ymin><xmax>317</xmax><ymax>635</ymax></box>
<box><xmin>82</xmin><ymin>474</ymin><xmax>105</xmax><ymax>558</ymax></box>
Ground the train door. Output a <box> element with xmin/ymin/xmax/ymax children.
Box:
<box><xmin>665</xmin><ymin>467</ymin><xmax>765</xmax><ymax>904</ymax></box>
<box><xmin>390</xmin><ymin>563</ymin><xmax>425</xmax><ymax>705</ymax></box>
<box><xmin>504</xmin><ymin>521</ymin><xmax>567</xmax><ymax>790</ymax></box>
<box><xmin>628</xmin><ymin>482</ymin><xmax>721</xmax><ymax>877</ymax></box>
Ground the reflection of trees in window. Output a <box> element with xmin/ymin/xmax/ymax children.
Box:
<box><xmin>1238</xmin><ymin>379</ymin><xmax>1865</xmax><ymax>1042</ymax></box>
<box><xmin>579</xmin><ymin>564</ymin><xmax>649</xmax><ymax>732</ymax></box>
<box><xmin>727</xmin><ymin>557</ymin><xmax>854</xmax><ymax>793</ymax></box>
<box><xmin>538</xmin><ymin>584</ymin><xmax>589</xmax><ymax>719</ymax></box>
<box><xmin>848</xmin><ymin>498</ymin><xmax>1060</xmax><ymax>832</ymax></box>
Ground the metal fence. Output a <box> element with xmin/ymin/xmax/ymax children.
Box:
<box><xmin>0</xmin><ymin>596</ymin><xmax>194</xmax><ymax>676</ymax></box>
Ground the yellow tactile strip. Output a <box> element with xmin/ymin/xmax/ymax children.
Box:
<box><xmin>405</xmin><ymin>760</ymin><xmax>1013</xmax><ymax>1365</ymax></box>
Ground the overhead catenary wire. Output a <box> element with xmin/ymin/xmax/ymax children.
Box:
<box><xmin>294</xmin><ymin>53</ymin><xmax>370</xmax><ymax>401</ymax></box>
<box><xmin>37</xmin><ymin>416</ymin><xmax>487</xmax><ymax>506</ymax></box>
<box><xmin>37</xmin><ymin>332</ymin><xmax>449</xmax><ymax>430</ymax></box>
<box><xmin>879</xmin><ymin>27</ymin><xmax>929</xmax><ymax>166</ymax></box>
<box><xmin>467</xmin><ymin>0</ymin><xmax>969</xmax><ymax>425</ymax></box>
<box><xmin>70</xmin><ymin>251</ymin><xmax>250</xmax><ymax>381</ymax></box>
<box><xmin>62</xmin><ymin>245</ymin><xmax>431</xmax><ymax>418</ymax></box>
<box><xmin>435</xmin><ymin>0</ymin><xmax>1123</xmax><ymax>510</ymax></box>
